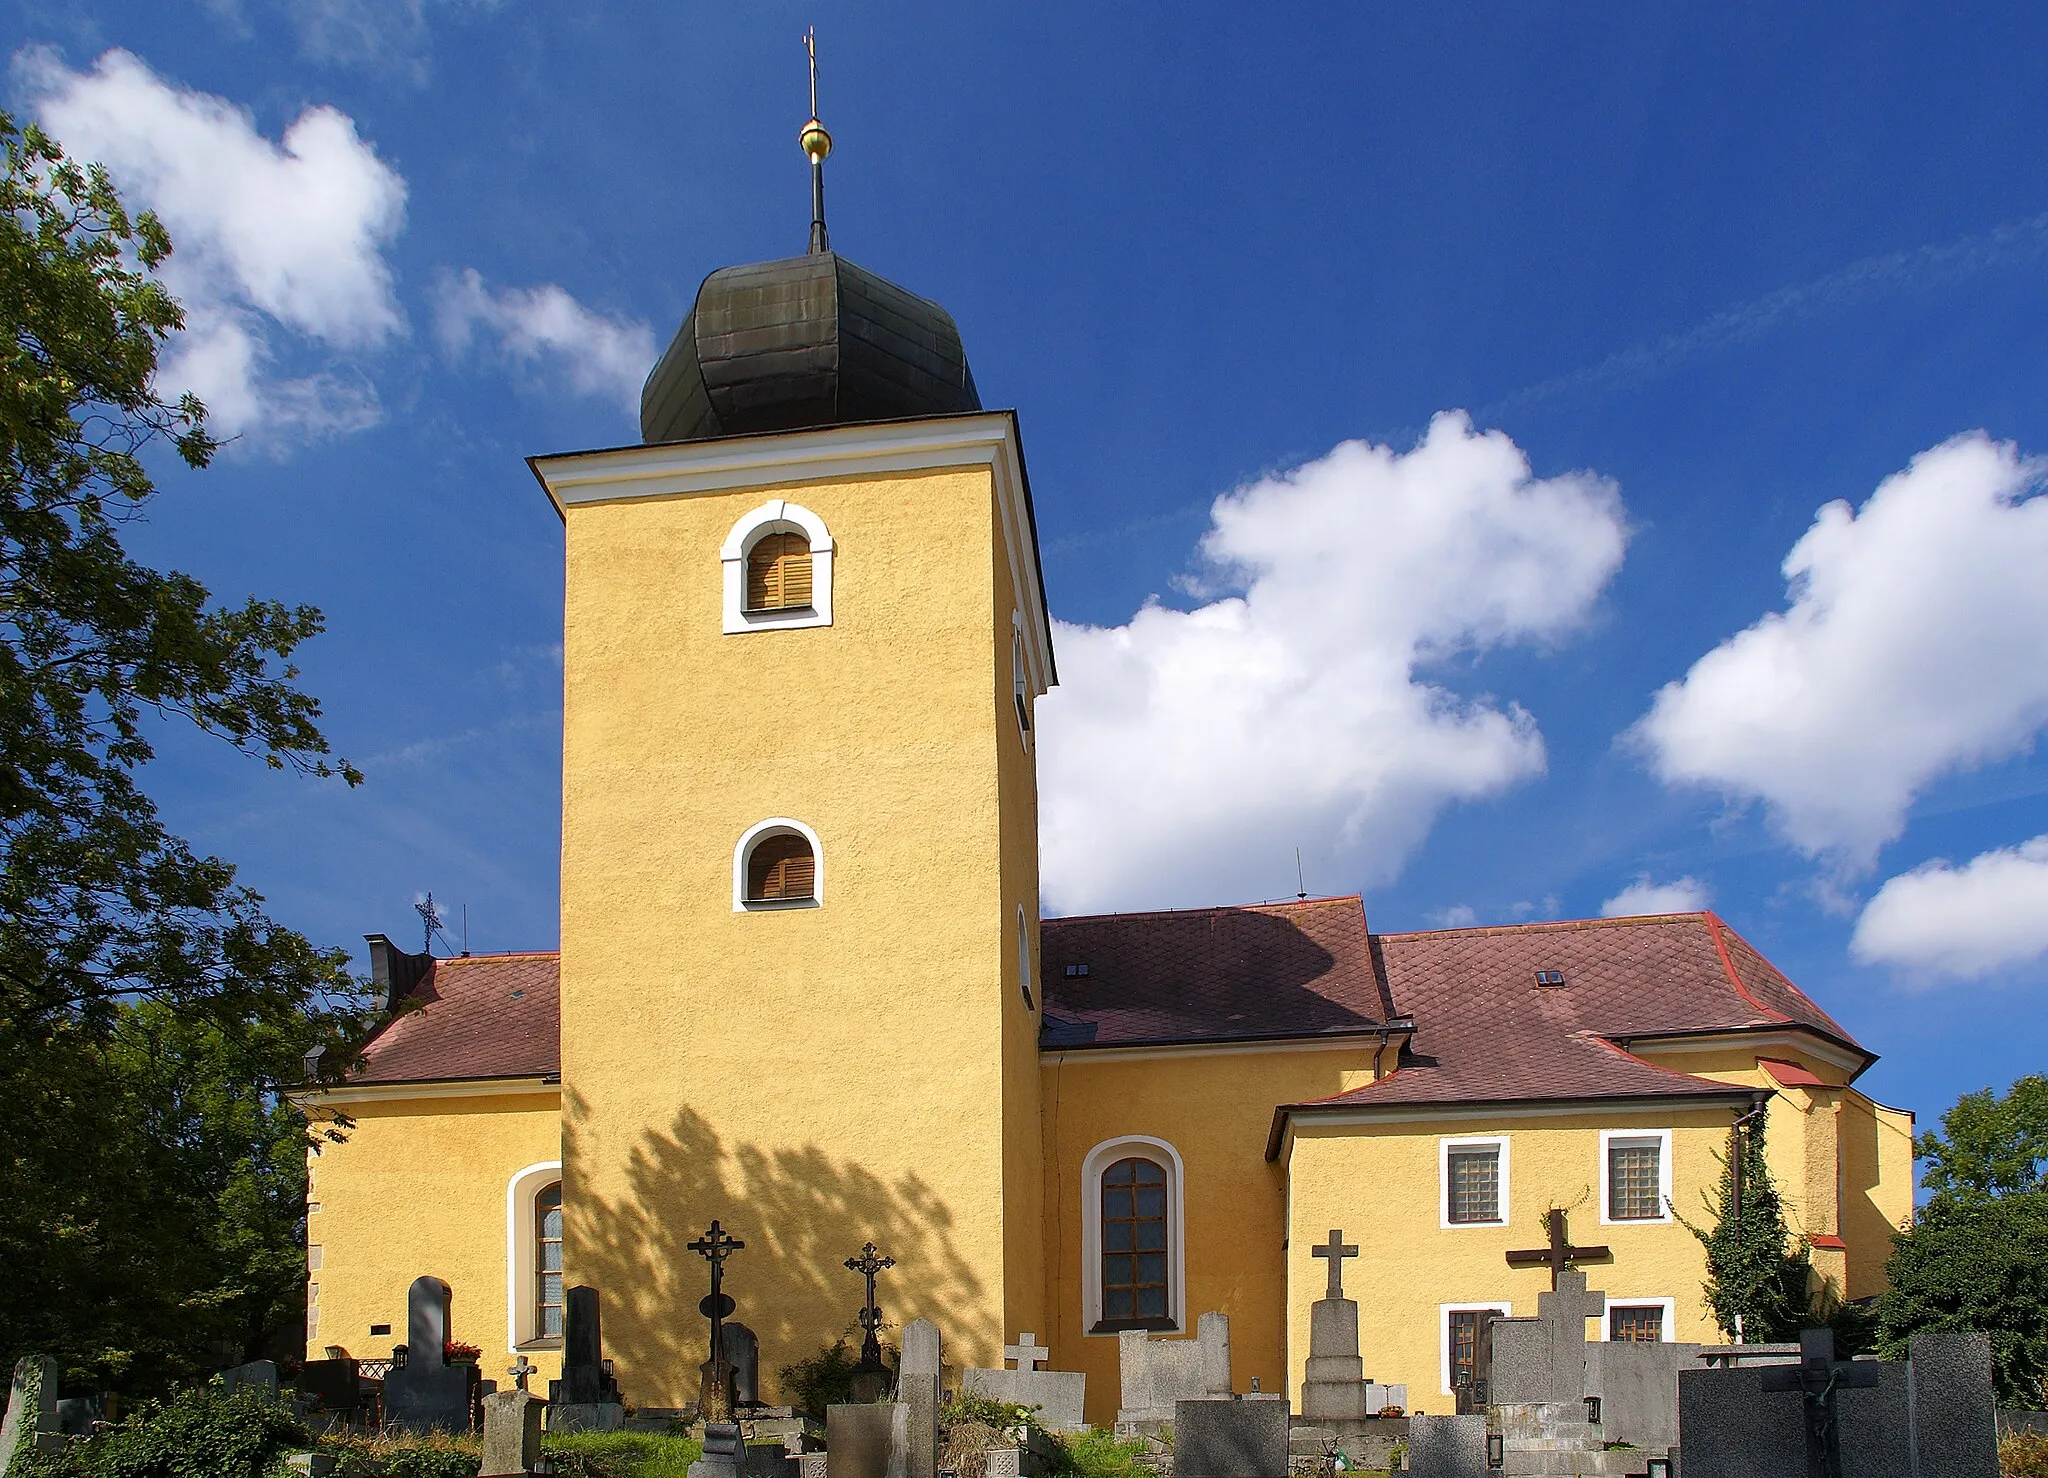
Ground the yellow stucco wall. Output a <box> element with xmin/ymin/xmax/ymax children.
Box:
<box><xmin>556</xmin><ymin>449</ymin><xmax>1045</xmax><ymax>1406</ymax></box>
<box><xmin>1039</xmin><ymin>1042</ymin><xmax>1385</xmax><ymax>1426</ymax></box>
<box><xmin>303</xmin><ymin>1087</ymin><xmax>563</xmax><ymax>1383</ymax></box>
<box><xmin>1283</xmin><ymin>1104</ymin><xmax>1740</xmax><ymax>1414</ymax></box>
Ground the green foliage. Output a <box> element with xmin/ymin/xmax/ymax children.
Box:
<box><xmin>1055</xmin><ymin>1427</ymin><xmax>1151</xmax><ymax>1478</ymax></box>
<box><xmin>939</xmin><ymin>1392</ymin><xmax>1040</xmax><ymax>1441</ymax></box>
<box><xmin>539</xmin><ymin>1432</ymin><xmax>702</xmax><ymax>1478</ymax></box>
<box><xmin>16</xmin><ymin>1389</ymin><xmax>306</xmax><ymax>1478</ymax></box>
<box><xmin>0</xmin><ymin>110</ymin><xmax>371</xmax><ymax>1391</ymax></box>
<box><xmin>1874</xmin><ymin>1188</ymin><xmax>2048</xmax><ymax>1407</ymax></box>
<box><xmin>1682</xmin><ymin>1116</ymin><xmax>1815</xmax><ymax>1341</ymax></box>
<box><xmin>2003</xmin><ymin>1429</ymin><xmax>2048</xmax><ymax>1478</ymax></box>
<box><xmin>777</xmin><ymin>1337</ymin><xmax>895</xmax><ymax>1416</ymax></box>
<box><xmin>1918</xmin><ymin>1076</ymin><xmax>2048</xmax><ymax>1206</ymax></box>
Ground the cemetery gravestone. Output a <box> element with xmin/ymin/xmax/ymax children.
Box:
<box><xmin>726</xmin><ymin>1321</ymin><xmax>762</xmax><ymax>1408</ymax></box>
<box><xmin>1114</xmin><ymin>1311</ymin><xmax>1231</xmax><ymax>1429</ymax></box>
<box><xmin>962</xmin><ymin>1333</ymin><xmax>1087</xmax><ymax>1434</ymax></box>
<box><xmin>1907</xmin><ymin>1331</ymin><xmax>1998</xmax><ymax>1477</ymax></box>
<box><xmin>550</xmin><ymin>1285</ymin><xmax>624</xmax><ymax>1433</ymax></box>
<box><xmin>1302</xmin><ymin>1229</ymin><xmax>1368</xmax><ymax>1422</ymax></box>
<box><xmin>1402</xmin><ymin>1414</ymin><xmax>1489</xmax><ymax>1478</ymax></box>
<box><xmin>826</xmin><ymin>1400</ymin><xmax>910</xmax><ymax>1478</ymax></box>
<box><xmin>688</xmin><ymin>1421</ymin><xmax>745</xmax><ymax>1478</ymax></box>
<box><xmin>219</xmin><ymin>1360</ymin><xmax>281</xmax><ymax>1402</ymax></box>
<box><xmin>382</xmin><ymin>1276</ymin><xmax>479</xmax><ymax>1434</ymax></box>
<box><xmin>0</xmin><ymin>1357</ymin><xmax>62</xmax><ymax>1477</ymax></box>
<box><xmin>897</xmin><ymin>1319</ymin><xmax>941</xmax><ymax>1478</ymax></box>
<box><xmin>1175</xmin><ymin>1397</ymin><xmax>1290</xmax><ymax>1478</ymax></box>
<box><xmin>479</xmin><ymin>1390</ymin><xmax>544</xmax><ymax>1478</ymax></box>
<box><xmin>1488</xmin><ymin>1269</ymin><xmax>1604</xmax><ymax>1406</ymax></box>
<box><xmin>54</xmin><ymin>1396</ymin><xmax>101</xmax><ymax>1436</ymax></box>
<box><xmin>1678</xmin><ymin>1333</ymin><xmax>1933</xmax><ymax>1478</ymax></box>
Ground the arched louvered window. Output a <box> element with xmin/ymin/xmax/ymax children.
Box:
<box><xmin>535</xmin><ymin>1182</ymin><xmax>563</xmax><ymax>1339</ymax></box>
<box><xmin>747</xmin><ymin>832</ymin><xmax>816</xmax><ymax>903</ymax></box>
<box><xmin>1100</xmin><ymin>1157</ymin><xmax>1170</xmax><ymax>1327</ymax></box>
<box><xmin>746</xmin><ymin>532</ymin><xmax>814</xmax><ymax>612</ymax></box>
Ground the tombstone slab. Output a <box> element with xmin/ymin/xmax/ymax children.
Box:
<box><xmin>726</xmin><ymin>1322</ymin><xmax>762</xmax><ymax>1408</ymax></box>
<box><xmin>1489</xmin><ymin>1269</ymin><xmax>1604</xmax><ymax>1407</ymax></box>
<box><xmin>1401</xmin><ymin>1413</ymin><xmax>1489</xmax><ymax>1478</ymax></box>
<box><xmin>1114</xmin><ymin>1312</ymin><xmax>1231</xmax><ymax>1427</ymax></box>
<box><xmin>0</xmin><ymin>1357</ymin><xmax>62</xmax><ymax>1478</ymax></box>
<box><xmin>689</xmin><ymin>1419</ymin><xmax>746</xmax><ymax>1478</ymax></box>
<box><xmin>382</xmin><ymin>1277</ymin><xmax>479</xmax><ymax>1434</ymax></box>
<box><xmin>962</xmin><ymin>1330</ymin><xmax>1086</xmax><ymax>1435</ymax></box>
<box><xmin>480</xmin><ymin>1390</ymin><xmax>545</xmax><ymax>1478</ymax></box>
<box><xmin>1909</xmin><ymin>1331</ymin><xmax>1998</xmax><ymax>1478</ymax></box>
<box><xmin>897</xmin><ymin>1318</ymin><xmax>941</xmax><ymax>1478</ymax></box>
<box><xmin>1175</xmin><ymin>1397</ymin><xmax>1290</xmax><ymax>1478</ymax></box>
<box><xmin>549</xmin><ymin>1402</ymin><xmax>626</xmax><ymax>1433</ymax></box>
<box><xmin>219</xmin><ymin>1360</ymin><xmax>281</xmax><ymax>1403</ymax></box>
<box><xmin>826</xmin><ymin>1401</ymin><xmax>910</xmax><ymax>1478</ymax></box>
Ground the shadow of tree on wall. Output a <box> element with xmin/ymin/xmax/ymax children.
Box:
<box><xmin>563</xmin><ymin>1088</ymin><xmax>999</xmax><ymax>1407</ymax></box>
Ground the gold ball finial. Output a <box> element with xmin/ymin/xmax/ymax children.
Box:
<box><xmin>800</xmin><ymin>117</ymin><xmax>833</xmax><ymax>165</ymax></box>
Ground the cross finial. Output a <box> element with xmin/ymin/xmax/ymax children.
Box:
<box><xmin>799</xmin><ymin>26</ymin><xmax>833</xmax><ymax>253</ymax></box>
<box><xmin>1311</xmin><ymin>1228</ymin><xmax>1360</xmax><ymax>1302</ymax></box>
<box><xmin>1004</xmin><ymin>1333</ymin><xmax>1050</xmax><ymax>1372</ymax></box>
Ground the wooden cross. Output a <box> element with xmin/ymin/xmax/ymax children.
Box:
<box><xmin>1311</xmin><ymin>1228</ymin><xmax>1360</xmax><ymax>1301</ymax></box>
<box><xmin>1004</xmin><ymin>1333</ymin><xmax>1050</xmax><ymax>1372</ymax></box>
<box><xmin>1760</xmin><ymin>1327</ymin><xmax>1879</xmax><ymax>1478</ymax></box>
<box><xmin>1505</xmin><ymin>1208</ymin><xmax>1611</xmax><ymax>1288</ymax></box>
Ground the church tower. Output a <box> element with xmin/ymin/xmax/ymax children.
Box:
<box><xmin>529</xmin><ymin>94</ymin><xmax>1054</xmax><ymax>1403</ymax></box>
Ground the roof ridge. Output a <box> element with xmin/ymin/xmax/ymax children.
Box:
<box><xmin>1044</xmin><ymin>894</ymin><xmax>1364</xmax><ymax>925</ymax></box>
<box><xmin>1377</xmin><ymin>913</ymin><xmax>1706</xmax><ymax>941</ymax></box>
<box><xmin>1577</xmin><ymin>1030</ymin><xmax>1746</xmax><ymax>1091</ymax></box>
<box><xmin>1701</xmin><ymin>913</ymin><xmax>1791</xmax><ymax>1025</ymax></box>
<box><xmin>433</xmin><ymin>950</ymin><xmax>561</xmax><ymax>964</ymax></box>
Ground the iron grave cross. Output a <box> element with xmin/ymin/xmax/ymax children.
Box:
<box><xmin>1505</xmin><ymin>1208</ymin><xmax>1611</xmax><ymax>1289</ymax></box>
<box><xmin>1759</xmin><ymin>1327</ymin><xmax>1880</xmax><ymax>1478</ymax></box>
<box><xmin>844</xmin><ymin>1240</ymin><xmax>896</xmax><ymax>1369</ymax></box>
<box><xmin>690</xmin><ymin>1219</ymin><xmax>745</xmax><ymax>1420</ymax></box>
<box><xmin>1312</xmin><ymin>1228</ymin><xmax>1360</xmax><ymax>1301</ymax></box>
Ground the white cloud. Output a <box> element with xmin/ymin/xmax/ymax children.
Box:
<box><xmin>435</xmin><ymin>269</ymin><xmax>654</xmax><ymax>415</ymax></box>
<box><xmin>1633</xmin><ymin>432</ymin><xmax>2048</xmax><ymax>867</ymax></box>
<box><xmin>1038</xmin><ymin>411</ymin><xmax>1629</xmax><ymax>915</ymax></box>
<box><xmin>1851</xmin><ymin>836</ymin><xmax>2048</xmax><ymax>980</ymax></box>
<box><xmin>1599</xmin><ymin>874</ymin><xmax>1711</xmax><ymax>918</ymax></box>
<box><xmin>1427</xmin><ymin>905</ymin><xmax>1481</xmax><ymax>929</ymax></box>
<box><xmin>19</xmin><ymin>47</ymin><xmax>406</xmax><ymax>445</ymax></box>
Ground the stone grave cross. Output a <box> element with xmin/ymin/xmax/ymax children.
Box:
<box><xmin>1758</xmin><ymin>1327</ymin><xmax>1880</xmax><ymax>1478</ymax></box>
<box><xmin>1311</xmin><ymin>1228</ymin><xmax>1359</xmax><ymax>1301</ymax></box>
<box><xmin>507</xmin><ymin>1356</ymin><xmax>534</xmax><ymax>1393</ymax></box>
<box><xmin>1004</xmin><ymin>1333</ymin><xmax>1050</xmax><ymax>1372</ymax></box>
<box><xmin>844</xmin><ymin>1240</ymin><xmax>896</xmax><ymax>1372</ymax></box>
<box><xmin>690</xmin><ymin>1220</ymin><xmax>745</xmax><ymax>1421</ymax></box>
<box><xmin>1505</xmin><ymin>1208</ymin><xmax>1611</xmax><ymax>1289</ymax></box>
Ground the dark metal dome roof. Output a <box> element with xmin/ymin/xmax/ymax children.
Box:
<box><xmin>639</xmin><ymin>252</ymin><xmax>980</xmax><ymax>445</ymax></box>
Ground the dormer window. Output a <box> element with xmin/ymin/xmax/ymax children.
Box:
<box><xmin>747</xmin><ymin>533</ymin><xmax>814</xmax><ymax>612</ymax></box>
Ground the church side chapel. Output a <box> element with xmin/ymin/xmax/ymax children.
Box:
<box><xmin>300</xmin><ymin>80</ymin><xmax>1916</xmax><ymax>1451</ymax></box>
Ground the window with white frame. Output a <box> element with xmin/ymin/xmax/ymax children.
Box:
<box><xmin>1606</xmin><ymin>1298</ymin><xmax>1675</xmax><ymax>1342</ymax></box>
<box><xmin>733</xmin><ymin>819</ymin><xmax>824</xmax><ymax>911</ymax></box>
<box><xmin>1600</xmin><ymin>1129</ymin><xmax>1674</xmax><ymax>1224</ymax></box>
<box><xmin>505</xmin><ymin>1161</ymin><xmax>564</xmax><ymax>1350</ymax></box>
<box><xmin>1081</xmin><ymin>1135</ymin><xmax>1185</xmax><ymax>1334</ymax></box>
<box><xmin>1017</xmin><ymin>906</ymin><xmax>1035</xmax><ymax>1011</ymax></box>
<box><xmin>535</xmin><ymin>1183</ymin><xmax>564</xmax><ymax>1339</ymax></box>
<box><xmin>1440</xmin><ymin>1302</ymin><xmax>1511</xmax><ymax>1394</ymax></box>
<box><xmin>1441</xmin><ymin>1137</ymin><xmax>1509</xmax><ymax>1226</ymax></box>
<box><xmin>720</xmin><ymin>500</ymin><xmax>834</xmax><ymax>634</ymax></box>
<box><xmin>1012</xmin><ymin>624</ymin><xmax>1032</xmax><ymax>742</ymax></box>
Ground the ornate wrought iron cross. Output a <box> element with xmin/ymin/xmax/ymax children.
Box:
<box><xmin>1505</xmin><ymin>1208</ymin><xmax>1611</xmax><ymax>1289</ymax></box>
<box><xmin>1760</xmin><ymin>1327</ymin><xmax>1879</xmax><ymax>1478</ymax></box>
<box><xmin>844</xmin><ymin>1240</ymin><xmax>896</xmax><ymax>1368</ymax></box>
<box><xmin>690</xmin><ymin>1220</ymin><xmax>745</xmax><ymax>1419</ymax></box>
<box><xmin>1311</xmin><ymin>1228</ymin><xmax>1360</xmax><ymax>1301</ymax></box>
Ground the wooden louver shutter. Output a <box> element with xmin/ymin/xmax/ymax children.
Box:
<box><xmin>748</xmin><ymin>833</ymin><xmax>816</xmax><ymax>901</ymax></box>
<box><xmin>746</xmin><ymin>533</ymin><xmax>814</xmax><ymax>612</ymax></box>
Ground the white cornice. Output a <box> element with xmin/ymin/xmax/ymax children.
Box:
<box><xmin>1043</xmin><ymin>1032</ymin><xmax>1399</xmax><ymax>1067</ymax></box>
<box><xmin>1285</xmin><ymin>1095</ymin><xmax>1754</xmax><ymax>1131</ymax></box>
<box><xmin>1618</xmin><ymin>1028</ymin><xmax>1867</xmax><ymax>1076</ymax></box>
<box><xmin>296</xmin><ymin>1077</ymin><xmax>559</xmax><ymax>1107</ymax></box>
<box><xmin>526</xmin><ymin>412</ymin><xmax>1054</xmax><ymax>693</ymax></box>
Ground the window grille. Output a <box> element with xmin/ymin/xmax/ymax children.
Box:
<box><xmin>1610</xmin><ymin>1305</ymin><xmax>1664</xmax><ymax>1343</ymax></box>
<box><xmin>746</xmin><ymin>533</ymin><xmax>814</xmax><ymax>612</ymax></box>
<box><xmin>1100</xmin><ymin>1158</ymin><xmax>1169</xmax><ymax>1326</ymax></box>
<box><xmin>1447</xmin><ymin>1148</ymin><xmax>1500</xmax><ymax>1223</ymax></box>
<box><xmin>536</xmin><ymin>1183</ymin><xmax>564</xmax><ymax>1340</ymax></box>
<box><xmin>748</xmin><ymin>834</ymin><xmax>816</xmax><ymax>902</ymax></box>
<box><xmin>1609</xmin><ymin>1141</ymin><xmax>1662</xmax><ymax>1220</ymax></box>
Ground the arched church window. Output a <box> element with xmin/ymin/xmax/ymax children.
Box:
<box><xmin>747</xmin><ymin>532</ymin><xmax>814</xmax><ymax>612</ymax></box>
<box><xmin>535</xmin><ymin>1182</ymin><xmax>563</xmax><ymax>1340</ymax></box>
<box><xmin>1100</xmin><ymin>1157</ymin><xmax>1170</xmax><ymax>1326</ymax></box>
<box><xmin>747</xmin><ymin>832</ymin><xmax>816</xmax><ymax>903</ymax></box>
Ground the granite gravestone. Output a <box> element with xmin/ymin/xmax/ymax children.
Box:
<box><xmin>1114</xmin><ymin>1311</ymin><xmax>1231</xmax><ymax>1429</ymax></box>
<box><xmin>549</xmin><ymin>1286</ymin><xmax>624</xmax><ymax>1433</ymax></box>
<box><xmin>826</xmin><ymin>1400</ymin><xmax>910</xmax><ymax>1478</ymax></box>
<box><xmin>1173</xmin><ymin>1397</ymin><xmax>1290</xmax><ymax>1478</ymax></box>
<box><xmin>479</xmin><ymin>1390</ymin><xmax>544</xmax><ymax>1478</ymax></box>
<box><xmin>1907</xmin><ymin>1330</ymin><xmax>1998</xmax><ymax>1477</ymax></box>
<box><xmin>897</xmin><ymin>1319</ymin><xmax>941</xmax><ymax>1478</ymax></box>
<box><xmin>0</xmin><ymin>1357</ymin><xmax>62</xmax><ymax>1477</ymax></box>
<box><xmin>382</xmin><ymin>1276</ymin><xmax>478</xmax><ymax>1434</ymax></box>
<box><xmin>1679</xmin><ymin>1334</ymin><xmax>1919</xmax><ymax>1478</ymax></box>
<box><xmin>1301</xmin><ymin>1229</ymin><xmax>1370</xmax><ymax>1422</ymax></box>
<box><xmin>1402</xmin><ymin>1413</ymin><xmax>1489</xmax><ymax>1478</ymax></box>
<box><xmin>688</xmin><ymin>1421</ymin><xmax>744</xmax><ymax>1478</ymax></box>
<box><xmin>219</xmin><ymin>1360</ymin><xmax>280</xmax><ymax>1402</ymax></box>
<box><xmin>726</xmin><ymin>1321</ymin><xmax>761</xmax><ymax>1408</ymax></box>
<box><xmin>1488</xmin><ymin>1269</ymin><xmax>1604</xmax><ymax>1405</ymax></box>
<box><xmin>962</xmin><ymin>1333</ymin><xmax>1087</xmax><ymax>1434</ymax></box>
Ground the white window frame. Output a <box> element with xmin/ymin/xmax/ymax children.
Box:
<box><xmin>1440</xmin><ymin>1301</ymin><xmax>1512</xmax><ymax>1395</ymax></box>
<box><xmin>1602</xmin><ymin>1297</ymin><xmax>1677</xmax><ymax>1343</ymax></box>
<box><xmin>506</xmin><ymin>1160</ymin><xmax>564</xmax><ymax>1352</ymax></box>
<box><xmin>1017</xmin><ymin>905</ymin><xmax>1035</xmax><ymax>1012</ymax></box>
<box><xmin>1081</xmin><ymin>1134</ymin><xmax>1186</xmax><ymax>1337</ymax></box>
<box><xmin>1599</xmin><ymin>1129</ymin><xmax>1674</xmax><ymax>1226</ymax></box>
<box><xmin>733</xmin><ymin>818</ymin><xmax>824</xmax><ymax>912</ymax></box>
<box><xmin>1011</xmin><ymin>612</ymin><xmax>1033</xmax><ymax>746</ymax></box>
<box><xmin>720</xmin><ymin>499</ymin><xmax>834</xmax><ymax>634</ymax></box>
<box><xmin>1440</xmin><ymin>1135</ymin><xmax>1510</xmax><ymax>1229</ymax></box>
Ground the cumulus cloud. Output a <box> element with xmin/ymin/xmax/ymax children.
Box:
<box><xmin>1851</xmin><ymin>836</ymin><xmax>2048</xmax><ymax>980</ymax></box>
<box><xmin>19</xmin><ymin>47</ymin><xmax>407</xmax><ymax>445</ymax></box>
<box><xmin>1632</xmin><ymin>432</ymin><xmax>2048</xmax><ymax>867</ymax></box>
<box><xmin>435</xmin><ymin>269</ymin><xmax>654</xmax><ymax>415</ymax></box>
<box><xmin>1599</xmin><ymin>875</ymin><xmax>1711</xmax><ymax>918</ymax></box>
<box><xmin>1037</xmin><ymin>411</ymin><xmax>1629</xmax><ymax>915</ymax></box>
<box><xmin>1427</xmin><ymin>905</ymin><xmax>1482</xmax><ymax>929</ymax></box>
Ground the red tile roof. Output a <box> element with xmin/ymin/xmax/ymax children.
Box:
<box><xmin>1039</xmin><ymin>896</ymin><xmax>1396</xmax><ymax>1049</ymax></box>
<box><xmin>348</xmin><ymin>952</ymin><xmax>561</xmax><ymax>1086</ymax></box>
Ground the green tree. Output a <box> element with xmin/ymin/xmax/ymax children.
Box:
<box><xmin>0</xmin><ymin>113</ymin><xmax>370</xmax><ymax>1390</ymax></box>
<box><xmin>1685</xmin><ymin>1115</ymin><xmax>1815</xmax><ymax>1342</ymax></box>
<box><xmin>1915</xmin><ymin>1074</ymin><xmax>2048</xmax><ymax>1205</ymax></box>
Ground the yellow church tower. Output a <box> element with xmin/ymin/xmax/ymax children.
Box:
<box><xmin>527</xmin><ymin>100</ymin><xmax>1056</xmax><ymax>1404</ymax></box>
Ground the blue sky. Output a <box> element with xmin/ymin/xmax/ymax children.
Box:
<box><xmin>9</xmin><ymin>2</ymin><xmax>2047</xmax><ymax>1143</ymax></box>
